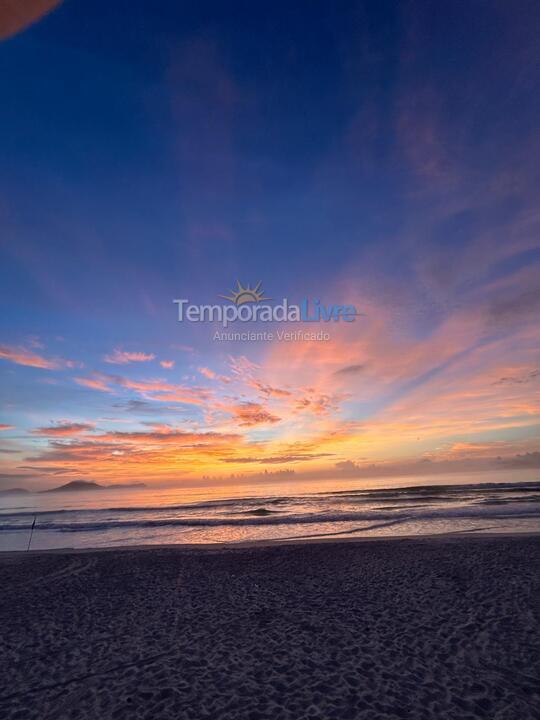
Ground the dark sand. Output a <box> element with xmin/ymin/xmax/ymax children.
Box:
<box><xmin>0</xmin><ymin>535</ymin><xmax>539</xmax><ymax>720</ymax></box>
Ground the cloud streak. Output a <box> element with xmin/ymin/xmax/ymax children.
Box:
<box><xmin>32</xmin><ymin>422</ymin><xmax>95</xmax><ymax>436</ymax></box>
<box><xmin>0</xmin><ymin>344</ymin><xmax>79</xmax><ymax>370</ymax></box>
<box><xmin>104</xmin><ymin>349</ymin><xmax>156</xmax><ymax>364</ymax></box>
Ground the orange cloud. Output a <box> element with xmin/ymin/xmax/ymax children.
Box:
<box><xmin>225</xmin><ymin>402</ymin><xmax>281</xmax><ymax>427</ymax></box>
<box><xmin>0</xmin><ymin>424</ymin><xmax>15</xmax><ymax>430</ymax></box>
<box><xmin>22</xmin><ymin>423</ymin><xmax>246</xmax><ymax>484</ymax></box>
<box><xmin>221</xmin><ymin>453</ymin><xmax>333</xmax><ymax>464</ymax></box>
<box><xmin>160</xmin><ymin>360</ymin><xmax>175</xmax><ymax>369</ymax></box>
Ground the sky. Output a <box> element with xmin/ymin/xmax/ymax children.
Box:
<box><xmin>0</xmin><ymin>0</ymin><xmax>539</xmax><ymax>490</ymax></box>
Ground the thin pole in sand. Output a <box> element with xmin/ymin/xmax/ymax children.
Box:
<box><xmin>27</xmin><ymin>515</ymin><xmax>36</xmax><ymax>552</ymax></box>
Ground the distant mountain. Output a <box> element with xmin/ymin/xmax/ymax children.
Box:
<box><xmin>43</xmin><ymin>480</ymin><xmax>103</xmax><ymax>493</ymax></box>
<box><xmin>0</xmin><ymin>487</ymin><xmax>30</xmax><ymax>495</ymax></box>
<box><xmin>42</xmin><ymin>480</ymin><xmax>146</xmax><ymax>493</ymax></box>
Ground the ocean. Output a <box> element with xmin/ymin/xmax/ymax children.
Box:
<box><xmin>1</xmin><ymin>472</ymin><xmax>539</xmax><ymax>551</ymax></box>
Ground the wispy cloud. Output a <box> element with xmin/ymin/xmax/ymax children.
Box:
<box><xmin>228</xmin><ymin>355</ymin><xmax>260</xmax><ymax>378</ymax></box>
<box><xmin>94</xmin><ymin>428</ymin><xmax>240</xmax><ymax>445</ymax></box>
<box><xmin>333</xmin><ymin>364</ymin><xmax>366</xmax><ymax>376</ymax></box>
<box><xmin>104</xmin><ymin>349</ymin><xmax>156</xmax><ymax>364</ymax></box>
<box><xmin>0</xmin><ymin>344</ymin><xmax>80</xmax><ymax>370</ymax></box>
<box><xmin>249</xmin><ymin>380</ymin><xmax>292</xmax><ymax>398</ymax></box>
<box><xmin>32</xmin><ymin>422</ymin><xmax>95</xmax><ymax>436</ymax></box>
<box><xmin>75</xmin><ymin>373</ymin><xmax>114</xmax><ymax>392</ymax></box>
<box><xmin>493</xmin><ymin>369</ymin><xmax>540</xmax><ymax>385</ymax></box>
<box><xmin>198</xmin><ymin>367</ymin><xmax>230</xmax><ymax>383</ymax></box>
<box><xmin>75</xmin><ymin>372</ymin><xmax>211</xmax><ymax>406</ymax></box>
<box><xmin>222</xmin><ymin>453</ymin><xmax>333</xmax><ymax>464</ymax></box>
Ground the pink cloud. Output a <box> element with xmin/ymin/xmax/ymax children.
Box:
<box><xmin>199</xmin><ymin>366</ymin><xmax>217</xmax><ymax>379</ymax></box>
<box><xmin>0</xmin><ymin>424</ymin><xmax>15</xmax><ymax>430</ymax></box>
<box><xmin>104</xmin><ymin>349</ymin><xmax>156</xmax><ymax>364</ymax></box>
<box><xmin>75</xmin><ymin>373</ymin><xmax>114</xmax><ymax>392</ymax></box>
<box><xmin>0</xmin><ymin>344</ymin><xmax>80</xmax><ymax>370</ymax></box>
<box><xmin>74</xmin><ymin>372</ymin><xmax>211</xmax><ymax>406</ymax></box>
<box><xmin>32</xmin><ymin>422</ymin><xmax>95</xmax><ymax>436</ymax></box>
<box><xmin>249</xmin><ymin>380</ymin><xmax>292</xmax><ymax>398</ymax></box>
<box><xmin>199</xmin><ymin>367</ymin><xmax>230</xmax><ymax>383</ymax></box>
<box><xmin>160</xmin><ymin>360</ymin><xmax>175</xmax><ymax>369</ymax></box>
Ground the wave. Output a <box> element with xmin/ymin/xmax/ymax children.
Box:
<box><xmin>0</xmin><ymin>496</ymin><xmax>294</xmax><ymax>519</ymax></box>
<box><xmin>2</xmin><ymin>481</ymin><xmax>539</xmax><ymax>520</ymax></box>
<box><xmin>1</xmin><ymin>504</ymin><xmax>539</xmax><ymax>533</ymax></box>
<box><xmin>477</xmin><ymin>495</ymin><xmax>540</xmax><ymax>505</ymax></box>
<box><xmin>318</xmin><ymin>481</ymin><xmax>540</xmax><ymax>496</ymax></box>
<box><xmin>234</xmin><ymin>507</ymin><xmax>283</xmax><ymax>516</ymax></box>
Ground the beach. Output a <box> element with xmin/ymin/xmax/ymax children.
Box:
<box><xmin>0</xmin><ymin>535</ymin><xmax>538</xmax><ymax>719</ymax></box>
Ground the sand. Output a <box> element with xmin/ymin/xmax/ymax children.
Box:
<box><xmin>0</xmin><ymin>535</ymin><xmax>538</xmax><ymax>720</ymax></box>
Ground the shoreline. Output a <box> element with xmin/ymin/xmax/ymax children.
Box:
<box><xmin>2</xmin><ymin>528</ymin><xmax>539</xmax><ymax>556</ymax></box>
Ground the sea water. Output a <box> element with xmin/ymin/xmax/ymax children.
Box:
<box><xmin>1</xmin><ymin>471</ymin><xmax>539</xmax><ymax>551</ymax></box>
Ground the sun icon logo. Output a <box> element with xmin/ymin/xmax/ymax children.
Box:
<box><xmin>220</xmin><ymin>281</ymin><xmax>271</xmax><ymax>305</ymax></box>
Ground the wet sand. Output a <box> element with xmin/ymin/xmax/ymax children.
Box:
<box><xmin>0</xmin><ymin>535</ymin><xmax>538</xmax><ymax>719</ymax></box>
